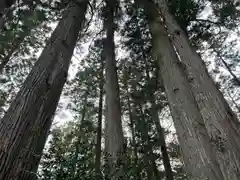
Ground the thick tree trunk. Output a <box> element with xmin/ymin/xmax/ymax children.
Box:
<box><xmin>0</xmin><ymin>1</ymin><xmax>88</xmax><ymax>180</ymax></box>
<box><xmin>153</xmin><ymin>0</ymin><xmax>240</xmax><ymax>179</ymax></box>
<box><xmin>95</xmin><ymin>57</ymin><xmax>104</xmax><ymax>179</ymax></box>
<box><xmin>140</xmin><ymin>0</ymin><xmax>224</xmax><ymax>179</ymax></box>
<box><xmin>104</xmin><ymin>0</ymin><xmax>125</xmax><ymax>179</ymax></box>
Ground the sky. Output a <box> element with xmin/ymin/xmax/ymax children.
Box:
<box><xmin>45</xmin><ymin>1</ymin><xmax>240</xmax><ymax>140</ymax></box>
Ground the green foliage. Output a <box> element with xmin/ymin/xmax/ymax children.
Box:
<box><xmin>39</xmin><ymin>120</ymin><xmax>96</xmax><ymax>180</ymax></box>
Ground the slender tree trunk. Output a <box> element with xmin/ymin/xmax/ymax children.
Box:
<box><xmin>152</xmin><ymin>103</ymin><xmax>174</xmax><ymax>180</ymax></box>
<box><xmin>104</xmin><ymin>0</ymin><xmax>125</xmax><ymax>179</ymax></box>
<box><xmin>153</xmin><ymin>0</ymin><xmax>240</xmax><ymax>179</ymax></box>
<box><xmin>213</xmin><ymin>48</ymin><xmax>240</xmax><ymax>86</ymax></box>
<box><xmin>139</xmin><ymin>0</ymin><xmax>224</xmax><ymax>179</ymax></box>
<box><xmin>0</xmin><ymin>1</ymin><xmax>88</xmax><ymax>180</ymax></box>
<box><xmin>123</xmin><ymin>67</ymin><xmax>140</xmax><ymax>179</ymax></box>
<box><xmin>72</xmin><ymin>96</ymin><xmax>87</xmax><ymax>178</ymax></box>
<box><xmin>143</xmin><ymin>49</ymin><xmax>174</xmax><ymax>180</ymax></box>
<box><xmin>95</xmin><ymin>56</ymin><xmax>104</xmax><ymax>179</ymax></box>
<box><xmin>138</xmin><ymin>105</ymin><xmax>155</xmax><ymax>180</ymax></box>
<box><xmin>126</xmin><ymin>95</ymin><xmax>138</xmax><ymax>166</ymax></box>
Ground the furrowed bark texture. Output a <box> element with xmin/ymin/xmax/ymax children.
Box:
<box><xmin>0</xmin><ymin>1</ymin><xmax>87</xmax><ymax>179</ymax></box>
<box><xmin>140</xmin><ymin>0</ymin><xmax>224</xmax><ymax>179</ymax></box>
<box><xmin>154</xmin><ymin>0</ymin><xmax>240</xmax><ymax>179</ymax></box>
<box><xmin>104</xmin><ymin>0</ymin><xmax>125</xmax><ymax>179</ymax></box>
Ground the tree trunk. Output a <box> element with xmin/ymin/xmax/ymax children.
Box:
<box><xmin>139</xmin><ymin>0</ymin><xmax>224</xmax><ymax>179</ymax></box>
<box><xmin>72</xmin><ymin>99</ymin><xmax>87</xmax><ymax>178</ymax></box>
<box><xmin>152</xmin><ymin>105</ymin><xmax>174</xmax><ymax>180</ymax></box>
<box><xmin>126</xmin><ymin>95</ymin><xmax>138</xmax><ymax>166</ymax></box>
<box><xmin>104</xmin><ymin>0</ymin><xmax>125</xmax><ymax>179</ymax></box>
<box><xmin>142</xmin><ymin>46</ymin><xmax>174</xmax><ymax>180</ymax></box>
<box><xmin>153</xmin><ymin>0</ymin><xmax>240</xmax><ymax>179</ymax></box>
<box><xmin>213</xmin><ymin>48</ymin><xmax>240</xmax><ymax>86</ymax></box>
<box><xmin>95</xmin><ymin>55</ymin><xmax>104</xmax><ymax>179</ymax></box>
<box><xmin>0</xmin><ymin>1</ymin><xmax>88</xmax><ymax>180</ymax></box>
<box><xmin>138</xmin><ymin>105</ymin><xmax>155</xmax><ymax>180</ymax></box>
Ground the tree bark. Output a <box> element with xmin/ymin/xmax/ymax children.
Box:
<box><xmin>126</xmin><ymin>95</ymin><xmax>138</xmax><ymax>166</ymax></box>
<box><xmin>138</xmin><ymin>105</ymin><xmax>153</xmax><ymax>180</ymax></box>
<box><xmin>142</xmin><ymin>47</ymin><xmax>174</xmax><ymax>180</ymax></box>
<box><xmin>0</xmin><ymin>1</ymin><xmax>88</xmax><ymax>180</ymax></box>
<box><xmin>95</xmin><ymin>55</ymin><xmax>104</xmax><ymax>179</ymax></box>
<box><xmin>153</xmin><ymin>0</ymin><xmax>240</xmax><ymax>179</ymax></box>
<box><xmin>140</xmin><ymin>0</ymin><xmax>224</xmax><ymax>179</ymax></box>
<box><xmin>152</xmin><ymin>104</ymin><xmax>174</xmax><ymax>180</ymax></box>
<box><xmin>104</xmin><ymin>0</ymin><xmax>125</xmax><ymax>179</ymax></box>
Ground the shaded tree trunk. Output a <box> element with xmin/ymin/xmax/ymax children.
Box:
<box><xmin>138</xmin><ymin>105</ymin><xmax>156</xmax><ymax>180</ymax></box>
<box><xmin>153</xmin><ymin>0</ymin><xmax>240</xmax><ymax>179</ymax></box>
<box><xmin>139</xmin><ymin>0</ymin><xmax>224</xmax><ymax>179</ymax></box>
<box><xmin>95</xmin><ymin>54</ymin><xmax>104</xmax><ymax>179</ymax></box>
<box><xmin>0</xmin><ymin>1</ymin><xmax>88</xmax><ymax>180</ymax></box>
<box><xmin>126</xmin><ymin>95</ymin><xmax>138</xmax><ymax>166</ymax></box>
<box><xmin>213</xmin><ymin>48</ymin><xmax>240</xmax><ymax>86</ymax></box>
<box><xmin>72</xmin><ymin>96</ymin><xmax>88</xmax><ymax>178</ymax></box>
<box><xmin>104</xmin><ymin>0</ymin><xmax>125</xmax><ymax>179</ymax></box>
<box><xmin>143</xmin><ymin>46</ymin><xmax>174</xmax><ymax>180</ymax></box>
<box><xmin>152</xmin><ymin>103</ymin><xmax>174</xmax><ymax>180</ymax></box>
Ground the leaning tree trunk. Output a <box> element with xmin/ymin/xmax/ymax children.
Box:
<box><xmin>153</xmin><ymin>0</ymin><xmax>240</xmax><ymax>179</ymax></box>
<box><xmin>139</xmin><ymin>0</ymin><xmax>224</xmax><ymax>179</ymax></box>
<box><xmin>104</xmin><ymin>0</ymin><xmax>125</xmax><ymax>179</ymax></box>
<box><xmin>0</xmin><ymin>1</ymin><xmax>88</xmax><ymax>180</ymax></box>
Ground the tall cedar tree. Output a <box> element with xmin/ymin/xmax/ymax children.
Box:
<box><xmin>153</xmin><ymin>0</ymin><xmax>240</xmax><ymax>179</ymax></box>
<box><xmin>103</xmin><ymin>0</ymin><xmax>125</xmax><ymax>179</ymax></box>
<box><xmin>122</xmin><ymin>2</ymin><xmax>174</xmax><ymax>179</ymax></box>
<box><xmin>0</xmin><ymin>1</ymin><xmax>88</xmax><ymax>179</ymax></box>
<box><xmin>137</xmin><ymin>0</ymin><xmax>225</xmax><ymax>179</ymax></box>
